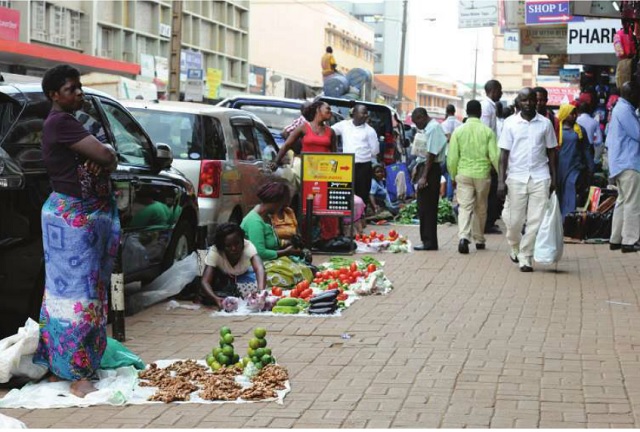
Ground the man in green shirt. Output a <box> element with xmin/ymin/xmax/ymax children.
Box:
<box><xmin>447</xmin><ymin>100</ymin><xmax>499</xmax><ymax>254</ymax></box>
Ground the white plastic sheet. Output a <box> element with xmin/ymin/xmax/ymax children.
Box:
<box><xmin>534</xmin><ymin>192</ymin><xmax>564</xmax><ymax>265</ymax></box>
<box><xmin>0</xmin><ymin>413</ymin><xmax>26</xmax><ymax>429</ymax></box>
<box><xmin>0</xmin><ymin>318</ymin><xmax>47</xmax><ymax>384</ymax></box>
<box><xmin>0</xmin><ymin>360</ymin><xmax>290</xmax><ymax>409</ymax></box>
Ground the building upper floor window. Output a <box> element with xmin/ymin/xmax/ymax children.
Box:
<box><xmin>31</xmin><ymin>1</ymin><xmax>82</xmax><ymax>49</ymax></box>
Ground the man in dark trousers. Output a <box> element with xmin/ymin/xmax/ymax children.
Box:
<box><xmin>410</xmin><ymin>108</ymin><xmax>447</xmax><ymax>251</ymax></box>
<box><xmin>480</xmin><ymin>79</ymin><xmax>503</xmax><ymax>234</ymax></box>
<box><xmin>332</xmin><ymin>105</ymin><xmax>379</xmax><ymax>210</ymax></box>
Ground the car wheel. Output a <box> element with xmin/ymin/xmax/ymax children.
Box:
<box><xmin>162</xmin><ymin>220</ymin><xmax>195</xmax><ymax>270</ymax></box>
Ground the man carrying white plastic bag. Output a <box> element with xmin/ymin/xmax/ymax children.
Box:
<box><xmin>534</xmin><ymin>192</ymin><xmax>564</xmax><ymax>265</ymax></box>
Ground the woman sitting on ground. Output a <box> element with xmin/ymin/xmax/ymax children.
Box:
<box><xmin>200</xmin><ymin>223</ymin><xmax>266</xmax><ymax>309</ymax></box>
<box><xmin>241</xmin><ymin>182</ymin><xmax>313</xmax><ymax>289</ymax></box>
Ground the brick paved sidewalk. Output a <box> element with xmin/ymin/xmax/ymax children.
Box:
<box><xmin>3</xmin><ymin>223</ymin><xmax>640</xmax><ymax>428</ymax></box>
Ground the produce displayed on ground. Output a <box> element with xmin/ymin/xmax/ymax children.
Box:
<box><xmin>213</xmin><ymin>256</ymin><xmax>393</xmax><ymax>316</ymax></box>
<box><xmin>354</xmin><ymin>229</ymin><xmax>412</xmax><ymax>253</ymax></box>
<box><xmin>138</xmin><ymin>326</ymin><xmax>289</xmax><ymax>403</ymax></box>
<box><xmin>395</xmin><ymin>199</ymin><xmax>457</xmax><ymax>225</ymax></box>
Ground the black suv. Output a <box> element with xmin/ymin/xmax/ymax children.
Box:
<box><xmin>0</xmin><ymin>83</ymin><xmax>198</xmax><ymax>338</ymax></box>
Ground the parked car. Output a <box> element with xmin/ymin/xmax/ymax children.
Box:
<box><xmin>122</xmin><ymin>100</ymin><xmax>299</xmax><ymax>245</ymax></box>
<box><xmin>217</xmin><ymin>95</ymin><xmax>344</xmax><ymax>146</ymax></box>
<box><xmin>0</xmin><ymin>83</ymin><xmax>198</xmax><ymax>339</ymax></box>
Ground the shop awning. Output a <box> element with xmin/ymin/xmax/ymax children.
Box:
<box><xmin>0</xmin><ymin>40</ymin><xmax>140</xmax><ymax>77</ymax></box>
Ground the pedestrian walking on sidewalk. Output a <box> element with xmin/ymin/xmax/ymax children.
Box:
<box><xmin>498</xmin><ymin>87</ymin><xmax>558</xmax><ymax>272</ymax></box>
<box><xmin>480</xmin><ymin>79</ymin><xmax>504</xmax><ymax>235</ymax></box>
<box><xmin>606</xmin><ymin>81</ymin><xmax>640</xmax><ymax>253</ymax></box>
<box><xmin>447</xmin><ymin>100</ymin><xmax>499</xmax><ymax>254</ymax></box>
<box><xmin>410</xmin><ymin>107</ymin><xmax>447</xmax><ymax>251</ymax></box>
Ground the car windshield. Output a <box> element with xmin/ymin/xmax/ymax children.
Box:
<box><xmin>129</xmin><ymin>109</ymin><xmax>200</xmax><ymax>160</ymax></box>
<box><xmin>237</xmin><ymin>104</ymin><xmax>301</xmax><ymax>131</ymax></box>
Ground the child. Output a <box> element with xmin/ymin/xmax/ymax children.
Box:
<box><xmin>369</xmin><ymin>164</ymin><xmax>399</xmax><ymax>215</ymax></box>
<box><xmin>200</xmin><ymin>223</ymin><xmax>266</xmax><ymax>309</ymax></box>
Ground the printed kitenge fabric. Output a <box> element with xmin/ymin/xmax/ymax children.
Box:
<box><xmin>33</xmin><ymin>192</ymin><xmax>120</xmax><ymax>381</ymax></box>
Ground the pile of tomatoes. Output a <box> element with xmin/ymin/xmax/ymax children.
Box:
<box><xmin>355</xmin><ymin>229</ymin><xmax>399</xmax><ymax>244</ymax></box>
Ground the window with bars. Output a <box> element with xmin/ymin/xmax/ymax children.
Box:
<box><xmin>100</xmin><ymin>27</ymin><xmax>114</xmax><ymax>58</ymax></box>
<box><xmin>69</xmin><ymin>10</ymin><xmax>81</xmax><ymax>48</ymax></box>
<box><xmin>0</xmin><ymin>1</ymin><xmax>11</xmax><ymax>8</ymax></box>
<box><xmin>49</xmin><ymin>5</ymin><xmax>67</xmax><ymax>45</ymax></box>
<box><xmin>31</xmin><ymin>0</ymin><xmax>46</xmax><ymax>40</ymax></box>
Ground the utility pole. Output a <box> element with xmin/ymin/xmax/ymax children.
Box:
<box><xmin>168</xmin><ymin>0</ymin><xmax>183</xmax><ymax>101</ymax></box>
<box><xmin>396</xmin><ymin>0</ymin><xmax>408</xmax><ymax>112</ymax></box>
<box><xmin>471</xmin><ymin>33</ymin><xmax>479</xmax><ymax>100</ymax></box>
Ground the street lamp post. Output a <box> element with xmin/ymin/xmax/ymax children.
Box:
<box><xmin>396</xmin><ymin>0</ymin><xmax>408</xmax><ymax>110</ymax></box>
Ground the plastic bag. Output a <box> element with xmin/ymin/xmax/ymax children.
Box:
<box><xmin>100</xmin><ymin>337</ymin><xmax>145</xmax><ymax>370</ymax></box>
<box><xmin>0</xmin><ymin>414</ymin><xmax>26</xmax><ymax>429</ymax></box>
<box><xmin>0</xmin><ymin>318</ymin><xmax>48</xmax><ymax>383</ymax></box>
<box><xmin>534</xmin><ymin>192</ymin><xmax>564</xmax><ymax>264</ymax></box>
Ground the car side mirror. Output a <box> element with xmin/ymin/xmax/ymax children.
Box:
<box><xmin>155</xmin><ymin>142</ymin><xmax>173</xmax><ymax>170</ymax></box>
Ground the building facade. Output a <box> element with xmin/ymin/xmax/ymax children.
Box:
<box><xmin>492</xmin><ymin>26</ymin><xmax>538</xmax><ymax>102</ymax></box>
<box><xmin>249</xmin><ymin>1</ymin><xmax>374</xmax><ymax>95</ymax></box>
<box><xmin>332</xmin><ymin>0</ymin><xmax>402</xmax><ymax>75</ymax></box>
<box><xmin>0</xmin><ymin>0</ymin><xmax>249</xmax><ymax>97</ymax></box>
<box><xmin>374</xmin><ymin>74</ymin><xmax>461</xmax><ymax>119</ymax></box>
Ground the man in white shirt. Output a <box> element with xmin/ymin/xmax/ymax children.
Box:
<box><xmin>480</xmin><ymin>79</ymin><xmax>504</xmax><ymax>235</ymax></box>
<box><xmin>576</xmin><ymin>102</ymin><xmax>603</xmax><ymax>164</ymax></box>
<box><xmin>332</xmin><ymin>104</ymin><xmax>380</xmax><ymax>208</ymax></box>
<box><xmin>441</xmin><ymin>104</ymin><xmax>463</xmax><ymax>139</ymax></box>
<box><xmin>440</xmin><ymin>104</ymin><xmax>462</xmax><ymax>201</ymax></box>
<box><xmin>498</xmin><ymin>87</ymin><xmax>558</xmax><ymax>272</ymax></box>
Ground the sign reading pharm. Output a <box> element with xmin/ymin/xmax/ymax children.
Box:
<box><xmin>301</xmin><ymin>153</ymin><xmax>354</xmax><ymax>217</ymax></box>
<box><xmin>567</xmin><ymin>19</ymin><xmax>618</xmax><ymax>54</ymax></box>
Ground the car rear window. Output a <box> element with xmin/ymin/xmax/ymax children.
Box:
<box><xmin>130</xmin><ymin>109</ymin><xmax>223</xmax><ymax>161</ymax></box>
<box><xmin>236</xmin><ymin>104</ymin><xmax>301</xmax><ymax>131</ymax></box>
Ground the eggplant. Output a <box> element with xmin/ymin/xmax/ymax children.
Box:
<box><xmin>308</xmin><ymin>301</ymin><xmax>337</xmax><ymax>310</ymax></box>
<box><xmin>308</xmin><ymin>306</ymin><xmax>337</xmax><ymax>315</ymax></box>
<box><xmin>309</xmin><ymin>290</ymin><xmax>340</xmax><ymax>304</ymax></box>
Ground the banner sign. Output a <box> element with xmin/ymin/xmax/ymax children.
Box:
<box><xmin>525</xmin><ymin>0</ymin><xmax>583</xmax><ymax>25</ymax></box>
<box><xmin>301</xmin><ymin>153</ymin><xmax>354</xmax><ymax>217</ymax></box>
<box><xmin>519</xmin><ymin>26</ymin><xmax>567</xmax><ymax>55</ymax></box>
<box><xmin>458</xmin><ymin>0</ymin><xmax>499</xmax><ymax>29</ymax></box>
<box><xmin>537</xmin><ymin>58</ymin><xmax>561</xmax><ymax>76</ymax></box>
<box><xmin>0</xmin><ymin>6</ymin><xmax>19</xmax><ymax>42</ymax></box>
<box><xmin>559</xmin><ymin>68</ymin><xmax>581</xmax><ymax>84</ymax></box>
<box><xmin>567</xmin><ymin>19</ymin><xmax>618</xmax><ymax>54</ymax></box>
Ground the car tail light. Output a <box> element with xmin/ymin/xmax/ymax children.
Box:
<box><xmin>198</xmin><ymin>160</ymin><xmax>222</xmax><ymax>198</ymax></box>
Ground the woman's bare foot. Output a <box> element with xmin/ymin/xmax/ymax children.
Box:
<box><xmin>47</xmin><ymin>374</ymin><xmax>61</xmax><ymax>383</ymax></box>
<box><xmin>70</xmin><ymin>379</ymin><xmax>97</xmax><ymax>398</ymax></box>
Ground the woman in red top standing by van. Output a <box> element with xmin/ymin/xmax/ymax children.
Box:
<box><xmin>273</xmin><ymin>100</ymin><xmax>339</xmax><ymax>241</ymax></box>
<box><xmin>274</xmin><ymin>100</ymin><xmax>336</xmax><ymax>158</ymax></box>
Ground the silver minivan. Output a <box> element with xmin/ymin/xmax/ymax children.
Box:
<box><xmin>123</xmin><ymin>100</ymin><xmax>296</xmax><ymax>245</ymax></box>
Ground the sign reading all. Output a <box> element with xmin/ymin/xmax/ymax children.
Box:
<box><xmin>567</xmin><ymin>19</ymin><xmax>618</xmax><ymax>54</ymax></box>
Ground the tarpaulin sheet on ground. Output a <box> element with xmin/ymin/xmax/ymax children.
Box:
<box><xmin>0</xmin><ymin>360</ymin><xmax>290</xmax><ymax>409</ymax></box>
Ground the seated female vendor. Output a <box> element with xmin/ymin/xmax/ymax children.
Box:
<box><xmin>200</xmin><ymin>223</ymin><xmax>266</xmax><ymax>308</ymax></box>
<box><xmin>241</xmin><ymin>181</ymin><xmax>313</xmax><ymax>289</ymax></box>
